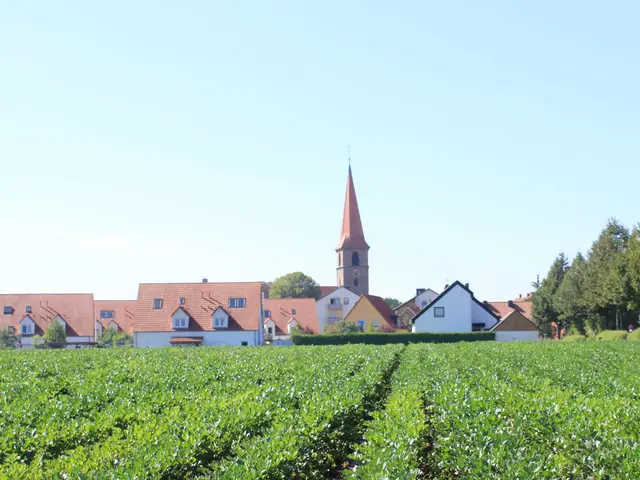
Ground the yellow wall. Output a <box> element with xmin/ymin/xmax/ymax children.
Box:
<box><xmin>344</xmin><ymin>297</ymin><xmax>386</xmax><ymax>329</ymax></box>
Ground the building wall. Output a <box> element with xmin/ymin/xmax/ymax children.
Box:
<box><xmin>471</xmin><ymin>301</ymin><xmax>499</xmax><ymax>330</ymax></box>
<box><xmin>414</xmin><ymin>290</ymin><xmax>438</xmax><ymax>309</ymax></box>
<box><xmin>337</xmin><ymin>249</ymin><xmax>369</xmax><ymax>295</ymax></box>
<box><xmin>133</xmin><ymin>330</ymin><xmax>257</xmax><ymax>347</ymax></box>
<box><xmin>495</xmin><ymin>331</ymin><xmax>540</xmax><ymax>342</ymax></box>
<box><xmin>344</xmin><ymin>297</ymin><xmax>391</xmax><ymax>330</ymax></box>
<box><xmin>413</xmin><ymin>285</ymin><xmax>472</xmax><ymax>333</ymax></box>
<box><xmin>20</xmin><ymin>336</ymin><xmax>94</xmax><ymax>348</ymax></box>
<box><xmin>316</xmin><ymin>288</ymin><xmax>360</xmax><ymax>333</ymax></box>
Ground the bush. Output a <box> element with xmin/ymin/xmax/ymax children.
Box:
<box><xmin>596</xmin><ymin>330</ymin><xmax>629</xmax><ymax>341</ymax></box>
<box><xmin>628</xmin><ymin>329</ymin><xmax>640</xmax><ymax>341</ymax></box>
<box><xmin>0</xmin><ymin>327</ymin><xmax>20</xmax><ymax>349</ymax></box>
<box><xmin>292</xmin><ymin>331</ymin><xmax>495</xmax><ymax>346</ymax></box>
<box><xmin>562</xmin><ymin>334</ymin><xmax>587</xmax><ymax>342</ymax></box>
<box><xmin>323</xmin><ymin>321</ymin><xmax>362</xmax><ymax>334</ymax></box>
<box><xmin>44</xmin><ymin>322</ymin><xmax>67</xmax><ymax>345</ymax></box>
<box><xmin>97</xmin><ymin>328</ymin><xmax>133</xmax><ymax>348</ymax></box>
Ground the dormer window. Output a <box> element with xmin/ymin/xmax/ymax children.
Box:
<box><xmin>264</xmin><ymin>310</ymin><xmax>271</xmax><ymax>318</ymax></box>
<box><xmin>153</xmin><ymin>299</ymin><xmax>163</xmax><ymax>309</ymax></box>
<box><xmin>228</xmin><ymin>298</ymin><xmax>246</xmax><ymax>308</ymax></box>
<box><xmin>291</xmin><ymin>309</ymin><xmax>297</xmax><ymax>315</ymax></box>
<box><xmin>3</xmin><ymin>306</ymin><xmax>13</xmax><ymax>315</ymax></box>
<box><xmin>25</xmin><ymin>305</ymin><xmax>31</xmax><ymax>314</ymax></box>
<box><xmin>179</xmin><ymin>297</ymin><xmax>185</xmax><ymax>305</ymax></box>
<box><xmin>173</xmin><ymin>317</ymin><xmax>187</xmax><ymax>329</ymax></box>
<box><xmin>21</xmin><ymin>324</ymin><xmax>33</xmax><ymax>335</ymax></box>
<box><xmin>100</xmin><ymin>310</ymin><xmax>114</xmax><ymax>319</ymax></box>
<box><xmin>213</xmin><ymin>308</ymin><xmax>229</xmax><ymax>328</ymax></box>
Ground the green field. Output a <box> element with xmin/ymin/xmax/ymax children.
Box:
<box><xmin>1</xmin><ymin>342</ymin><xmax>639</xmax><ymax>479</ymax></box>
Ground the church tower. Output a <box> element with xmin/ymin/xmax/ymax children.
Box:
<box><xmin>336</xmin><ymin>164</ymin><xmax>370</xmax><ymax>295</ymax></box>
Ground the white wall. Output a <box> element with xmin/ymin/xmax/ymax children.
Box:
<box><xmin>20</xmin><ymin>335</ymin><xmax>94</xmax><ymax>348</ymax></box>
<box><xmin>414</xmin><ymin>289</ymin><xmax>438</xmax><ymax>309</ymax></box>
<box><xmin>316</xmin><ymin>287</ymin><xmax>361</xmax><ymax>333</ymax></box>
<box><xmin>495</xmin><ymin>331</ymin><xmax>540</xmax><ymax>342</ymax></box>
<box><xmin>134</xmin><ymin>330</ymin><xmax>258</xmax><ymax>347</ymax></box>
<box><xmin>413</xmin><ymin>285</ymin><xmax>471</xmax><ymax>333</ymax></box>
<box><xmin>471</xmin><ymin>301</ymin><xmax>499</xmax><ymax>330</ymax></box>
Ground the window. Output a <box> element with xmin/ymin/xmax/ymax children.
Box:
<box><xmin>228</xmin><ymin>298</ymin><xmax>246</xmax><ymax>308</ymax></box>
<box><xmin>267</xmin><ymin>327</ymin><xmax>273</xmax><ymax>335</ymax></box>
<box><xmin>434</xmin><ymin>307</ymin><xmax>445</xmax><ymax>318</ymax></box>
<box><xmin>25</xmin><ymin>305</ymin><xmax>31</xmax><ymax>314</ymax></box>
<box><xmin>100</xmin><ymin>310</ymin><xmax>114</xmax><ymax>319</ymax></box>
<box><xmin>174</xmin><ymin>317</ymin><xmax>187</xmax><ymax>329</ymax></box>
<box><xmin>472</xmin><ymin>323</ymin><xmax>485</xmax><ymax>332</ymax></box>
<box><xmin>344</xmin><ymin>298</ymin><xmax>349</xmax><ymax>305</ymax></box>
<box><xmin>421</xmin><ymin>301</ymin><xmax>428</xmax><ymax>308</ymax></box>
<box><xmin>330</xmin><ymin>297</ymin><xmax>340</xmax><ymax>305</ymax></box>
<box><xmin>241</xmin><ymin>341</ymin><xmax>248</xmax><ymax>346</ymax></box>
<box><xmin>291</xmin><ymin>309</ymin><xmax>296</xmax><ymax>315</ymax></box>
<box><xmin>372</xmin><ymin>321</ymin><xmax>380</xmax><ymax>329</ymax></box>
<box><xmin>356</xmin><ymin>320</ymin><xmax>365</xmax><ymax>331</ymax></box>
<box><xmin>179</xmin><ymin>297</ymin><xmax>185</xmax><ymax>305</ymax></box>
<box><xmin>153</xmin><ymin>299</ymin><xmax>163</xmax><ymax>309</ymax></box>
<box><xmin>264</xmin><ymin>310</ymin><xmax>271</xmax><ymax>318</ymax></box>
<box><xmin>3</xmin><ymin>306</ymin><xmax>13</xmax><ymax>315</ymax></box>
<box><xmin>21</xmin><ymin>324</ymin><xmax>32</xmax><ymax>334</ymax></box>
<box><xmin>352</xmin><ymin>252</ymin><xmax>360</xmax><ymax>266</ymax></box>
<box><xmin>354</xmin><ymin>278</ymin><xmax>359</xmax><ymax>287</ymax></box>
<box><xmin>8</xmin><ymin>326</ymin><xmax>15</xmax><ymax>334</ymax></box>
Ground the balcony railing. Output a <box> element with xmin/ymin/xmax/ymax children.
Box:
<box><xmin>328</xmin><ymin>304</ymin><xmax>342</xmax><ymax>311</ymax></box>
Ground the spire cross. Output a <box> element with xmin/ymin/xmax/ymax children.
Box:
<box><xmin>348</xmin><ymin>145</ymin><xmax>351</xmax><ymax>167</ymax></box>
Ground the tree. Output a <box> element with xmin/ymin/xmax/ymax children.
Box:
<box><xmin>554</xmin><ymin>253</ymin><xmax>588</xmax><ymax>334</ymax></box>
<box><xmin>269</xmin><ymin>272</ymin><xmax>321</xmax><ymax>299</ymax></box>
<box><xmin>290</xmin><ymin>324</ymin><xmax>315</xmax><ymax>335</ymax></box>
<box><xmin>0</xmin><ymin>327</ymin><xmax>19</xmax><ymax>349</ymax></box>
<box><xmin>532</xmin><ymin>253</ymin><xmax>568</xmax><ymax>336</ymax></box>
<box><xmin>530</xmin><ymin>274</ymin><xmax>541</xmax><ymax>291</ymax></box>
<box><xmin>97</xmin><ymin>328</ymin><xmax>133</xmax><ymax>348</ymax></box>
<box><xmin>44</xmin><ymin>322</ymin><xmax>67</xmax><ymax>346</ymax></box>
<box><xmin>626</xmin><ymin>225</ymin><xmax>640</xmax><ymax>313</ymax></box>
<box><xmin>324</xmin><ymin>321</ymin><xmax>361</xmax><ymax>334</ymax></box>
<box><xmin>384</xmin><ymin>298</ymin><xmax>401</xmax><ymax>309</ymax></box>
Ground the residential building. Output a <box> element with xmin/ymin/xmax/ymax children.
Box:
<box><xmin>344</xmin><ymin>294</ymin><xmax>398</xmax><ymax>331</ymax></box>
<box><xmin>95</xmin><ymin>300</ymin><xmax>136</xmax><ymax>337</ymax></box>
<box><xmin>411</xmin><ymin>281</ymin><xmax>500</xmax><ymax>333</ymax></box>
<box><xmin>336</xmin><ymin>165</ymin><xmax>370</xmax><ymax>295</ymax></box>
<box><xmin>490</xmin><ymin>310</ymin><xmax>540</xmax><ymax>342</ymax></box>
<box><xmin>132</xmin><ymin>280</ymin><xmax>263</xmax><ymax>347</ymax></box>
<box><xmin>0</xmin><ymin>293</ymin><xmax>95</xmax><ymax>347</ymax></box>
<box><xmin>263</xmin><ymin>298</ymin><xmax>318</xmax><ymax>341</ymax></box>
<box><xmin>316</xmin><ymin>286</ymin><xmax>361</xmax><ymax>333</ymax></box>
<box><xmin>486</xmin><ymin>293</ymin><xmax>533</xmax><ymax>321</ymax></box>
<box><xmin>394</xmin><ymin>288</ymin><xmax>439</xmax><ymax>327</ymax></box>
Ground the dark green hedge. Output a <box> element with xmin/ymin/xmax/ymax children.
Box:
<box><xmin>291</xmin><ymin>331</ymin><xmax>495</xmax><ymax>346</ymax></box>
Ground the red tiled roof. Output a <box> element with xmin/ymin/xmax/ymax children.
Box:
<box><xmin>95</xmin><ymin>300</ymin><xmax>136</xmax><ymax>335</ymax></box>
<box><xmin>263</xmin><ymin>298</ymin><xmax>318</xmax><ymax>334</ymax></box>
<box><xmin>487</xmin><ymin>298</ymin><xmax>532</xmax><ymax>320</ymax></box>
<box><xmin>491</xmin><ymin>310</ymin><xmax>539</xmax><ymax>332</ymax></box>
<box><xmin>319</xmin><ymin>286</ymin><xmax>339</xmax><ymax>298</ymax></box>
<box><xmin>336</xmin><ymin>166</ymin><xmax>369</xmax><ymax>250</ymax></box>
<box><xmin>0</xmin><ymin>294</ymin><xmax>95</xmax><ymax>337</ymax></box>
<box><xmin>133</xmin><ymin>282</ymin><xmax>262</xmax><ymax>333</ymax></box>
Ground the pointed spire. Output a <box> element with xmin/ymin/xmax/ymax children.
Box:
<box><xmin>337</xmin><ymin>163</ymin><xmax>369</xmax><ymax>251</ymax></box>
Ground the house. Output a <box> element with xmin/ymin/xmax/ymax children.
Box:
<box><xmin>394</xmin><ymin>288</ymin><xmax>439</xmax><ymax>327</ymax></box>
<box><xmin>490</xmin><ymin>309</ymin><xmax>540</xmax><ymax>341</ymax></box>
<box><xmin>132</xmin><ymin>280</ymin><xmax>263</xmax><ymax>347</ymax></box>
<box><xmin>316</xmin><ymin>286</ymin><xmax>361</xmax><ymax>333</ymax></box>
<box><xmin>343</xmin><ymin>294</ymin><xmax>398</xmax><ymax>331</ymax></box>
<box><xmin>263</xmin><ymin>298</ymin><xmax>318</xmax><ymax>341</ymax></box>
<box><xmin>410</xmin><ymin>281</ymin><xmax>500</xmax><ymax>333</ymax></box>
<box><xmin>95</xmin><ymin>300</ymin><xmax>136</xmax><ymax>337</ymax></box>
<box><xmin>0</xmin><ymin>293</ymin><xmax>95</xmax><ymax>347</ymax></box>
<box><xmin>486</xmin><ymin>293</ymin><xmax>533</xmax><ymax>321</ymax></box>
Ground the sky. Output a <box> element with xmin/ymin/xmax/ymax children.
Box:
<box><xmin>1</xmin><ymin>1</ymin><xmax>639</xmax><ymax>302</ymax></box>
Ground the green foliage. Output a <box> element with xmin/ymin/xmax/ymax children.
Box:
<box><xmin>292</xmin><ymin>331</ymin><xmax>495</xmax><ymax>345</ymax></box>
<box><xmin>323</xmin><ymin>320</ymin><xmax>361</xmax><ymax>334</ymax></box>
<box><xmin>627</xmin><ymin>329</ymin><xmax>640</xmax><ymax>341</ymax></box>
<box><xmin>561</xmin><ymin>334</ymin><xmax>587</xmax><ymax>342</ymax></box>
<box><xmin>554</xmin><ymin>253</ymin><xmax>588</xmax><ymax>334</ymax></box>
<box><xmin>383</xmin><ymin>297</ymin><xmax>401</xmax><ymax>309</ymax></box>
<box><xmin>44</xmin><ymin>322</ymin><xmax>66</xmax><ymax>345</ymax></box>
<box><xmin>289</xmin><ymin>324</ymin><xmax>314</xmax><ymax>335</ymax></box>
<box><xmin>0</xmin><ymin>327</ymin><xmax>19</xmax><ymax>349</ymax></box>
<box><xmin>268</xmin><ymin>272</ymin><xmax>321</xmax><ymax>299</ymax></box>
<box><xmin>596</xmin><ymin>330</ymin><xmax>629</xmax><ymax>341</ymax></box>
<box><xmin>532</xmin><ymin>252</ymin><xmax>568</xmax><ymax>335</ymax></box>
<box><xmin>97</xmin><ymin>328</ymin><xmax>133</xmax><ymax>348</ymax></box>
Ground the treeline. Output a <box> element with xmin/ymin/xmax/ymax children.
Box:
<box><xmin>533</xmin><ymin>219</ymin><xmax>640</xmax><ymax>335</ymax></box>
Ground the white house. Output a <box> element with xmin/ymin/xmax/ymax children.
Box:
<box><xmin>0</xmin><ymin>293</ymin><xmax>96</xmax><ymax>347</ymax></box>
<box><xmin>132</xmin><ymin>280</ymin><xmax>263</xmax><ymax>347</ymax></box>
<box><xmin>411</xmin><ymin>281</ymin><xmax>500</xmax><ymax>333</ymax></box>
<box><xmin>315</xmin><ymin>286</ymin><xmax>361</xmax><ymax>333</ymax></box>
<box><xmin>490</xmin><ymin>310</ymin><xmax>540</xmax><ymax>341</ymax></box>
<box><xmin>263</xmin><ymin>298</ymin><xmax>318</xmax><ymax>341</ymax></box>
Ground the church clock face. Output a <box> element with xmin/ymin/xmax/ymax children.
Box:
<box><xmin>353</xmin><ymin>269</ymin><xmax>360</xmax><ymax>277</ymax></box>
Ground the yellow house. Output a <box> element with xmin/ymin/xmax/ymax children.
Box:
<box><xmin>343</xmin><ymin>295</ymin><xmax>397</xmax><ymax>331</ymax></box>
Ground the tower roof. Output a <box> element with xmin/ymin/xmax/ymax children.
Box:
<box><xmin>337</xmin><ymin>166</ymin><xmax>369</xmax><ymax>250</ymax></box>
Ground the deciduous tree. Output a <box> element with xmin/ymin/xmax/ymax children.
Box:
<box><xmin>269</xmin><ymin>272</ymin><xmax>321</xmax><ymax>299</ymax></box>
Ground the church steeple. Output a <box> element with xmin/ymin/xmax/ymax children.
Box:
<box><xmin>336</xmin><ymin>164</ymin><xmax>370</xmax><ymax>295</ymax></box>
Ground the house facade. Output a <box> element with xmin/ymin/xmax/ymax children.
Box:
<box><xmin>316</xmin><ymin>286</ymin><xmax>361</xmax><ymax>333</ymax></box>
<box><xmin>344</xmin><ymin>294</ymin><xmax>397</xmax><ymax>331</ymax></box>
<box><xmin>263</xmin><ymin>297</ymin><xmax>318</xmax><ymax>341</ymax></box>
<box><xmin>132</xmin><ymin>281</ymin><xmax>263</xmax><ymax>347</ymax></box>
<box><xmin>394</xmin><ymin>288</ymin><xmax>439</xmax><ymax>327</ymax></box>
<box><xmin>490</xmin><ymin>310</ymin><xmax>540</xmax><ymax>341</ymax></box>
<box><xmin>95</xmin><ymin>300</ymin><xmax>136</xmax><ymax>337</ymax></box>
<box><xmin>0</xmin><ymin>294</ymin><xmax>95</xmax><ymax>347</ymax></box>
<box><xmin>411</xmin><ymin>282</ymin><xmax>499</xmax><ymax>333</ymax></box>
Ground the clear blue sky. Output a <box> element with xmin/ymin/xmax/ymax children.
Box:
<box><xmin>1</xmin><ymin>1</ymin><xmax>639</xmax><ymax>302</ymax></box>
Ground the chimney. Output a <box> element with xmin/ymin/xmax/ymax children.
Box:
<box><xmin>465</xmin><ymin>283</ymin><xmax>469</xmax><ymax>289</ymax></box>
<box><xmin>202</xmin><ymin>278</ymin><xmax>208</xmax><ymax>283</ymax></box>
<box><xmin>519</xmin><ymin>293</ymin><xmax>522</xmax><ymax>298</ymax></box>
<box><xmin>507</xmin><ymin>300</ymin><xmax>514</xmax><ymax>308</ymax></box>
<box><xmin>416</xmin><ymin>288</ymin><xmax>426</xmax><ymax>296</ymax></box>
<box><xmin>444</xmin><ymin>284</ymin><xmax>449</xmax><ymax>290</ymax></box>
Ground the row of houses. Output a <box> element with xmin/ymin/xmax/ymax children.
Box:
<box><xmin>0</xmin><ymin>278</ymin><xmax>538</xmax><ymax>348</ymax></box>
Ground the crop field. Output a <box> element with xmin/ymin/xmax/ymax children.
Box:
<box><xmin>1</xmin><ymin>342</ymin><xmax>639</xmax><ymax>479</ymax></box>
